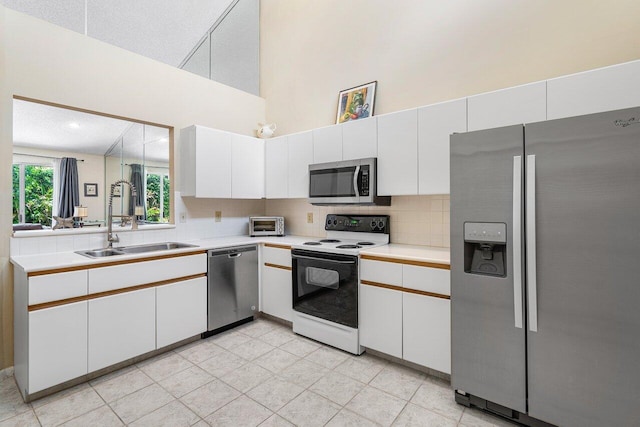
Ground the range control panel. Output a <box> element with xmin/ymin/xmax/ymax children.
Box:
<box><xmin>464</xmin><ymin>222</ymin><xmax>507</xmax><ymax>243</ymax></box>
<box><xmin>325</xmin><ymin>214</ymin><xmax>390</xmax><ymax>233</ymax></box>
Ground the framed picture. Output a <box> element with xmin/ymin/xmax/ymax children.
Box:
<box><xmin>336</xmin><ymin>81</ymin><xmax>377</xmax><ymax>124</ymax></box>
<box><xmin>113</xmin><ymin>185</ymin><xmax>121</xmax><ymax>198</ymax></box>
<box><xmin>84</xmin><ymin>183</ymin><xmax>98</xmax><ymax>197</ymax></box>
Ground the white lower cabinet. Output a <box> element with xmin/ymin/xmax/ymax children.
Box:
<box><xmin>402</xmin><ymin>293</ymin><xmax>451</xmax><ymax>374</ymax></box>
<box><xmin>261</xmin><ymin>265</ymin><xmax>292</xmax><ymax>322</ymax></box>
<box><xmin>157</xmin><ymin>277</ymin><xmax>207</xmax><ymax>348</ymax></box>
<box><xmin>359</xmin><ymin>257</ymin><xmax>451</xmax><ymax>373</ymax></box>
<box><xmin>88</xmin><ymin>288</ymin><xmax>156</xmax><ymax>372</ymax></box>
<box><xmin>359</xmin><ymin>284</ymin><xmax>402</xmax><ymax>358</ymax></box>
<box><xmin>28</xmin><ymin>302</ymin><xmax>88</xmax><ymax>393</ymax></box>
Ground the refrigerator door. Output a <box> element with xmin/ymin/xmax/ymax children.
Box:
<box><xmin>450</xmin><ymin>125</ymin><xmax>527</xmax><ymax>412</ymax></box>
<box><xmin>525</xmin><ymin>107</ymin><xmax>640</xmax><ymax>427</ymax></box>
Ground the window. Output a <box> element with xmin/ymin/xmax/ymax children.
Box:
<box><xmin>145</xmin><ymin>171</ymin><xmax>170</xmax><ymax>223</ymax></box>
<box><xmin>13</xmin><ymin>163</ymin><xmax>54</xmax><ymax>226</ymax></box>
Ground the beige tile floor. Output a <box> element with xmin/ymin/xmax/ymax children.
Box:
<box><xmin>0</xmin><ymin>318</ymin><xmax>514</xmax><ymax>427</ymax></box>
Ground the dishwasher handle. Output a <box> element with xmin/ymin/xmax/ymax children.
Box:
<box><xmin>228</xmin><ymin>253</ymin><xmax>242</xmax><ymax>258</ymax></box>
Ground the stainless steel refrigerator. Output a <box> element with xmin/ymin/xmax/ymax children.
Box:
<box><xmin>450</xmin><ymin>107</ymin><xmax>640</xmax><ymax>427</ymax></box>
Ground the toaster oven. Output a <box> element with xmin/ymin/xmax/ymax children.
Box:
<box><xmin>249</xmin><ymin>216</ymin><xmax>285</xmax><ymax>237</ymax></box>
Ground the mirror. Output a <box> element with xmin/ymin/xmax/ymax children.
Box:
<box><xmin>12</xmin><ymin>97</ymin><xmax>173</xmax><ymax>231</ymax></box>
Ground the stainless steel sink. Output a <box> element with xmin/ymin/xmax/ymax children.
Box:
<box><xmin>117</xmin><ymin>242</ymin><xmax>198</xmax><ymax>254</ymax></box>
<box><xmin>76</xmin><ymin>242</ymin><xmax>197</xmax><ymax>258</ymax></box>
<box><xmin>76</xmin><ymin>248</ymin><xmax>126</xmax><ymax>258</ymax></box>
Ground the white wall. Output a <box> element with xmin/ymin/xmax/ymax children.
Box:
<box><xmin>261</xmin><ymin>0</ymin><xmax>640</xmax><ymax>134</ymax></box>
<box><xmin>0</xmin><ymin>5</ymin><xmax>266</xmax><ymax>369</ymax></box>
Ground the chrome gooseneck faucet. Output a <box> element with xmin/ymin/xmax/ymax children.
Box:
<box><xmin>107</xmin><ymin>179</ymin><xmax>139</xmax><ymax>248</ymax></box>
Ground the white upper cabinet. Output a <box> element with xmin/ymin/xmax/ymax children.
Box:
<box><xmin>313</xmin><ymin>125</ymin><xmax>343</xmax><ymax>163</ymax></box>
<box><xmin>288</xmin><ymin>131</ymin><xmax>314</xmax><ymax>198</ymax></box>
<box><xmin>342</xmin><ymin>117</ymin><xmax>377</xmax><ymax>160</ymax></box>
<box><xmin>180</xmin><ymin>125</ymin><xmax>232</xmax><ymax>198</ymax></box>
<box><xmin>232</xmin><ymin>134</ymin><xmax>265</xmax><ymax>199</ymax></box>
<box><xmin>265</xmin><ymin>136</ymin><xmax>289</xmax><ymax>199</ymax></box>
<box><xmin>418</xmin><ymin>98</ymin><xmax>467</xmax><ymax>195</ymax></box>
<box><xmin>377</xmin><ymin>109</ymin><xmax>419</xmax><ymax>196</ymax></box>
<box><xmin>547</xmin><ymin>60</ymin><xmax>640</xmax><ymax>120</ymax></box>
<box><xmin>467</xmin><ymin>81</ymin><xmax>547</xmax><ymax>131</ymax></box>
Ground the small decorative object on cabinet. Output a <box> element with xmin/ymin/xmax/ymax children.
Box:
<box><xmin>336</xmin><ymin>81</ymin><xmax>377</xmax><ymax>124</ymax></box>
<box><xmin>256</xmin><ymin>123</ymin><xmax>277</xmax><ymax>138</ymax></box>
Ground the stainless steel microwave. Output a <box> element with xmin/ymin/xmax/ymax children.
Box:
<box><xmin>249</xmin><ymin>216</ymin><xmax>285</xmax><ymax>237</ymax></box>
<box><xmin>308</xmin><ymin>157</ymin><xmax>391</xmax><ymax>205</ymax></box>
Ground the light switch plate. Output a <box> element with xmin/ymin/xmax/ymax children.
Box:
<box><xmin>307</xmin><ymin>212</ymin><xmax>313</xmax><ymax>223</ymax></box>
<box><xmin>179</xmin><ymin>212</ymin><xmax>187</xmax><ymax>223</ymax></box>
<box><xmin>215</xmin><ymin>211</ymin><xmax>222</xmax><ymax>222</ymax></box>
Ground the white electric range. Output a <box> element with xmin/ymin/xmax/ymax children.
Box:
<box><xmin>290</xmin><ymin>214</ymin><xmax>390</xmax><ymax>354</ymax></box>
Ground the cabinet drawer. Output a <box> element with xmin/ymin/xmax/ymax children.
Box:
<box><xmin>360</xmin><ymin>259</ymin><xmax>402</xmax><ymax>286</ymax></box>
<box><xmin>403</xmin><ymin>265</ymin><xmax>450</xmax><ymax>296</ymax></box>
<box><xmin>29</xmin><ymin>270</ymin><xmax>87</xmax><ymax>305</ymax></box>
<box><xmin>262</xmin><ymin>245</ymin><xmax>291</xmax><ymax>268</ymax></box>
<box><xmin>88</xmin><ymin>253</ymin><xmax>206</xmax><ymax>293</ymax></box>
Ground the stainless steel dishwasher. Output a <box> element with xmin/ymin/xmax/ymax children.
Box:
<box><xmin>206</xmin><ymin>245</ymin><xmax>258</xmax><ymax>333</ymax></box>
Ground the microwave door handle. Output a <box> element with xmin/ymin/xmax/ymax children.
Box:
<box><xmin>353</xmin><ymin>165</ymin><xmax>361</xmax><ymax>197</ymax></box>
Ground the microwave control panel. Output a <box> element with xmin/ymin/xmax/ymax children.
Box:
<box><xmin>360</xmin><ymin>165</ymin><xmax>370</xmax><ymax>196</ymax></box>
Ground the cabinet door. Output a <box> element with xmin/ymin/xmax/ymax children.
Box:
<box><xmin>547</xmin><ymin>60</ymin><xmax>640</xmax><ymax>120</ymax></box>
<box><xmin>403</xmin><ymin>293</ymin><xmax>451</xmax><ymax>374</ymax></box>
<box><xmin>29</xmin><ymin>302</ymin><xmax>88</xmax><ymax>393</ymax></box>
<box><xmin>195</xmin><ymin>126</ymin><xmax>232</xmax><ymax>198</ymax></box>
<box><xmin>261</xmin><ymin>265</ymin><xmax>292</xmax><ymax>322</ymax></box>
<box><xmin>342</xmin><ymin>117</ymin><xmax>377</xmax><ymax>160</ymax></box>
<box><xmin>377</xmin><ymin>109</ymin><xmax>418</xmax><ymax>196</ymax></box>
<box><xmin>467</xmin><ymin>81</ymin><xmax>546</xmax><ymax>131</ymax></box>
<box><xmin>313</xmin><ymin>125</ymin><xmax>342</xmax><ymax>163</ymax></box>
<box><xmin>88</xmin><ymin>288</ymin><xmax>156</xmax><ymax>372</ymax></box>
<box><xmin>418</xmin><ymin>99</ymin><xmax>467</xmax><ymax>195</ymax></box>
<box><xmin>288</xmin><ymin>131</ymin><xmax>314</xmax><ymax>198</ymax></box>
<box><xmin>232</xmin><ymin>134</ymin><xmax>265</xmax><ymax>199</ymax></box>
<box><xmin>157</xmin><ymin>277</ymin><xmax>207</xmax><ymax>348</ymax></box>
<box><xmin>265</xmin><ymin>136</ymin><xmax>289</xmax><ymax>198</ymax></box>
<box><xmin>359</xmin><ymin>283</ymin><xmax>402</xmax><ymax>358</ymax></box>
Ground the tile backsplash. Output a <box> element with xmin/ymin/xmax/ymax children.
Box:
<box><xmin>266</xmin><ymin>195</ymin><xmax>450</xmax><ymax>247</ymax></box>
<box><xmin>10</xmin><ymin>193</ymin><xmax>449</xmax><ymax>256</ymax></box>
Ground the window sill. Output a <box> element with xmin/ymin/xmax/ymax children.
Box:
<box><xmin>12</xmin><ymin>223</ymin><xmax>176</xmax><ymax>238</ymax></box>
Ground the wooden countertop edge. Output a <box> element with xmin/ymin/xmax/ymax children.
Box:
<box><xmin>27</xmin><ymin>249</ymin><xmax>208</xmax><ymax>277</ymax></box>
<box><xmin>263</xmin><ymin>243</ymin><xmax>291</xmax><ymax>250</ymax></box>
<box><xmin>28</xmin><ymin>273</ymin><xmax>207</xmax><ymax>311</ymax></box>
<box><xmin>360</xmin><ymin>279</ymin><xmax>450</xmax><ymax>300</ymax></box>
<box><xmin>360</xmin><ymin>254</ymin><xmax>450</xmax><ymax>270</ymax></box>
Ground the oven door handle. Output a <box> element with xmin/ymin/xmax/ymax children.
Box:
<box><xmin>292</xmin><ymin>254</ymin><xmax>356</xmax><ymax>264</ymax></box>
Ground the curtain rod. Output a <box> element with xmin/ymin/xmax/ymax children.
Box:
<box><xmin>125</xmin><ymin>163</ymin><xmax>169</xmax><ymax>168</ymax></box>
<box><xmin>13</xmin><ymin>153</ymin><xmax>85</xmax><ymax>162</ymax></box>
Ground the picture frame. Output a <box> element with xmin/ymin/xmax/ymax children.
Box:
<box><xmin>84</xmin><ymin>183</ymin><xmax>98</xmax><ymax>197</ymax></box>
<box><xmin>336</xmin><ymin>81</ymin><xmax>377</xmax><ymax>124</ymax></box>
<box><xmin>113</xmin><ymin>185</ymin><xmax>121</xmax><ymax>198</ymax></box>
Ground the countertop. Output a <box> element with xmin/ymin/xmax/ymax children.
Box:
<box><xmin>10</xmin><ymin>235</ymin><xmax>311</xmax><ymax>273</ymax></box>
<box><xmin>360</xmin><ymin>244</ymin><xmax>450</xmax><ymax>266</ymax></box>
<box><xmin>11</xmin><ymin>235</ymin><xmax>450</xmax><ymax>273</ymax></box>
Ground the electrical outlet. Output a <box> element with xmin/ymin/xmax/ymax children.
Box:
<box><xmin>179</xmin><ymin>212</ymin><xmax>187</xmax><ymax>223</ymax></box>
<box><xmin>215</xmin><ymin>211</ymin><xmax>222</xmax><ymax>222</ymax></box>
<box><xmin>307</xmin><ymin>212</ymin><xmax>313</xmax><ymax>223</ymax></box>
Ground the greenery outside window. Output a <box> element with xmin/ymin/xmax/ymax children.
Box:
<box><xmin>13</xmin><ymin>163</ymin><xmax>54</xmax><ymax>226</ymax></box>
<box><xmin>146</xmin><ymin>171</ymin><xmax>170</xmax><ymax>223</ymax></box>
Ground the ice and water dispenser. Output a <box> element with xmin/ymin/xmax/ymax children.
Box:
<box><xmin>464</xmin><ymin>222</ymin><xmax>507</xmax><ymax>277</ymax></box>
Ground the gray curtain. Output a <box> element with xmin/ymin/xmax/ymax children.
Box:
<box><xmin>57</xmin><ymin>157</ymin><xmax>79</xmax><ymax>218</ymax></box>
<box><xmin>129</xmin><ymin>164</ymin><xmax>146</xmax><ymax>219</ymax></box>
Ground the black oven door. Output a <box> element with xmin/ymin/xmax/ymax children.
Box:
<box><xmin>291</xmin><ymin>249</ymin><xmax>358</xmax><ymax>328</ymax></box>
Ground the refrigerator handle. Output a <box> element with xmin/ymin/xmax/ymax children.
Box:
<box><xmin>526</xmin><ymin>154</ymin><xmax>538</xmax><ymax>332</ymax></box>
<box><xmin>513</xmin><ymin>156</ymin><xmax>523</xmax><ymax>329</ymax></box>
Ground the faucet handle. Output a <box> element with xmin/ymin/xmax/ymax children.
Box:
<box><xmin>113</xmin><ymin>233</ymin><xmax>119</xmax><ymax>243</ymax></box>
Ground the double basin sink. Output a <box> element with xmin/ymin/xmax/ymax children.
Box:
<box><xmin>76</xmin><ymin>242</ymin><xmax>197</xmax><ymax>258</ymax></box>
